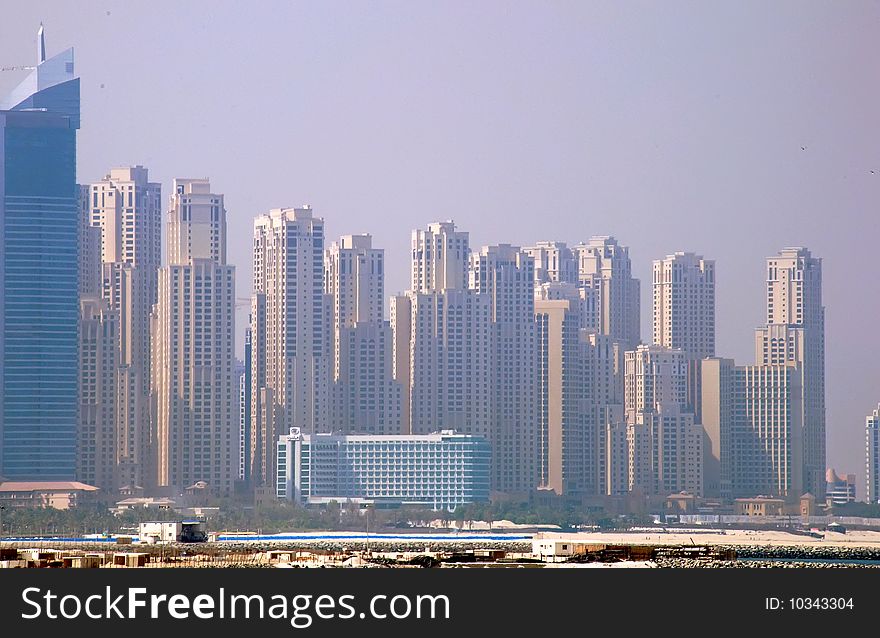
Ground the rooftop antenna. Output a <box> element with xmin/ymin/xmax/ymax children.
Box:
<box><xmin>37</xmin><ymin>22</ymin><xmax>46</xmax><ymax>64</ymax></box>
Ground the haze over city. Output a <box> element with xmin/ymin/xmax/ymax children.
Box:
<box><xmin>1</xmin><ymin>0</ymin><xmax>878</xmax><ymax>486</ymax></box>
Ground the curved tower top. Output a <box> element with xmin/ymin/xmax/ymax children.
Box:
<box><xmin>0</xmin><ymin>25</ymin><xmax>79</xmax><ymax>128</ymax></box>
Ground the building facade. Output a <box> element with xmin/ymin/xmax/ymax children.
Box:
<box><xmin>702</xmin><ymin>358</ymin><xmax>803</xmax><ymax>499</ymax></box>
<box><xmin>754</xmin><ymin>247</ymin><xmax>825</xmax><ymax>496</ymax></box>
<box><xmin>153</xmin><ymin>179</ymin><xmax>236</xmax><ymax>495</ymax></box>
<box><xmin>276</xmin><ymin>429</ymin><xmax>490</xmax><ymax>510</ymax></box>
<box><xmin>84</xmin><ymin>166</ymin><xmax>162</xmax><ymax>489</ymax></box>
<box><xmin>393</xmin><ymin>222</ymin><xmax>495</xmax><ymax>487</ymax></box>
<box><xmin>325</xmin><ymin>234</ymin><xmax>401</xmax><ymax>435</ymax></box>
<box><xmin>574</xmin><ymin>236</ymin><xmax>640</xmax><ymax>350</ymax></box>
<box><xmin>470</xmin><ymin>244</ymin><xmax>537</xmax><ymax>496</ymax></box>
<box><xmin>825</xmin><ymin>469</ymin><xmax>856</xmax><ymax>506</ymax></box>
<box><xmin>411</xmin><ymin>221</ymin><xmax>469</xmax><ymax>293</ymax></box>
<box><xmin>652</xmin><ymin>252</ymin><xmax>716</xmax><ymax>359</ymax></box>
<box><xmin>624</xmin><ymin>345</ymin><xmax>688</xmax><ymax>419</ymax></box>
<box><xmin>405</xmin><ymin>289</ymin><xmax>492</xmax><ymax>440</ymax></box>
<box><xmin>523</xmin><ymin>241</ymin><xmax>577</xmax><ymax>285</ymax></box>
<box><xmin>77</xmin><ymin>298</ymin><xmax>119</xmax><ymax>490</ymax></box>
<box><xmin>624</xmin><ymin>345</ymin><xmax>701</xmax><ymax>496</ymax></box>
<box><xmin>0</xmin><ymin>31</ymin><xmax>80</xmax><ymax>480</ymax></box>
<box><xmin>652</xmin><ymin>252</ymin><xmax>715</xmax><ymax>420</ymax></box>
<box><xmin>627</xmin><ymin>402</ymin><xmax>703</xmax><ymax>497</ymax></box>
<box><xmin>249</xmin><ymin>207</ymin><xmax>328</xmax><ymax>489</ymax></box>
<box><xmin>535</xmin><ymin>295</ymin><xmax>593</xmax><ymax>496</ymax></box>
<box><xmin>867</xmin><ymin>405</ymin><xmax>880</xmax><ymax>504</ymax></box>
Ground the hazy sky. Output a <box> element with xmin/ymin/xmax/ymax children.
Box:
<box><xmin>2</xmin><ymin>1</ymin><xmax>878</xmax><ymax>489</ymax></box>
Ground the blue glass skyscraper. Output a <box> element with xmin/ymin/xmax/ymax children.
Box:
<box><xmin>0</xmin><ymin>28</ymin><xmax>80</xmax><ymax>479</ymax></box>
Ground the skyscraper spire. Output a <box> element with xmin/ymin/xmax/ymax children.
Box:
<box><xmin>37</xmin><ymin>23</ymin><xmax>46</xmax><ymax>64</ymax></box>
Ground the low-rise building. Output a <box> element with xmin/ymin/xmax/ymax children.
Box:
<box><xmin>276</xmin><ymin>428</ymin><xmax>490</xmax><ymax>511</ymax></box>
<box><xmin>138</xmin><ymin>521</ymin><xmax>206</xmax><ymax>543</ymax></box>
<box><xmin>825</xmin><ymin>469</ymin><xmax>856</xmax><ymax>506</ymax></box>
<box><xmin>665</xmin><ymin>492</ymin><xmax>697</xmax><ymax>513</ymax></box>
<box><xmin>800</xmin><ymin>493</ymin><xmax>819</xmax><ymax>517</ymax></box>
<box><xmin>0</xmin><ymin>481</ymin><xmax>99</xmax><ymax>510</ymax></box>
<box><xmin>532</xmin><ymin>538</ymin><xmax>575</xmax><ymax>558</ymax></box>
<box><xmin>734</xmin><ymin>496</ymin><xmax>785</xmax><ymax>516</ymax></box>
<box><xmin>111</xmin><ymin>497</ymin><xmax>178</xmax><ymax>515</ymax></box>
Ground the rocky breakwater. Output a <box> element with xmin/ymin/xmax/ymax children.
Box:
<box><xmin>734</xmin><ymin>545</ymin><xmax>880</xmax><ymax>561</ymax></box>
<box><xmin>655</xmin><ymin>544</ymin><xmax>880</xmax><ymax>568</ymax></box>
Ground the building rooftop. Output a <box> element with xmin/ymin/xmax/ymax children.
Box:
<box><xmin>0</xmin><ymin>481</ymin><xmax>98</xmax><ymax>492</ymax></box>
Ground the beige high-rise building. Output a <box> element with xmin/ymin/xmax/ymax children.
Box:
<box><xmin>624</xmin><ymin>345</ymin><xmax>688</xmax><ymax>420</ymax></box>
<box><xmin>249</xmin><ymin>207</ymin><xmax>328</xmax><ymax>489</ymax></box>
<box><xmin>393</xmin><ymin>222</ymin><xmax>492</xmax><ymax>483</ymax></box>
<box><xmin>411</xmin><ymin>221</ymin><xmax>469</xmax><ymax>293</ymax></box>
<box><xmin>625</xmin><ymin>345</ymin><xmax>702</xmax><ymax>496</ymax></box>
<box><xmin>390</xmin><ymin>294</ymin><xmax>413</xmax><ymax>434</ymax></box>
<box><xmin>77</xmin><ymin>298</ymin><xmax>119</xmax><ymax>490</ymax></box>
<box><xmin>523</xmin><ymin>241</ymin><xmax>578</xmax><ymax>285</ymax></box>
<box><xmin>574</xmin><ymin>236</ymin><xmax>640</xmax><ymax>350</ymax></box>
<box><xmin>535</xmin><ymin>292</ymin><xmax>594</xmax><ymax>496</ymax></box>
<box><xmin>84</xmin><ymin>166</ymin><xmax>161</xmax><ymax>488</ymax></box>
<box><xmin>600</xmin><ymin>407</ymin><xmax>629</xmax><ymax>496</ymax></box>
<box><xmin>78</xmin><ymin>184</ymin><xmax>101</xmax><ymax>297</ymax></box>
<box><xmin>533</xmin><ymin>283</ymin><xmax>626</xmax><ymax>497</ymax></box>
<box><xmin>652</xmin><ymin>252</ymin><xmax>715</xmax><ymax>420</ymax></box>
<box><xmin>405</xmin><ymin>289</ymin><xmax>491</xmax><ymax>438</ymax></box>
<box><xmin>534</xmin><ymin>281</ymin><xmax>600</xmax><ymax>333</ymax></box>
<box><xmin>699</xmin><ymin>357</ymin><xmax>734</xmax><ymax>498</ymax></box>
<box><xmin>325</xmin><ymin>234</ymin><xmax>401</xmax><ymax>434</ymax></box>
<box><xmin>702</xmin><ymin>358</ymin><xmax>803</xmax><ymax>499</ymax></box>
<box><xmin>326</xmin><ymin>235</ymin><xmax>383</xmax><ymax>344</ymax></box>
<box><xmin>755</xmin><ymin>247</ymin><xmax>824</xmax><ymax>496</ymax></box>
<box><xmin>591</xmin><ymin>333</ymin><xmax>626</xmax><ymax>495</ymax></box>
<box><xmin>470</xmin><ymin>244</ymin><xmax>537</xmax><ymax>496</ymax></box>
<box><xmin>652</xmin><ymin>252</ymin><xmax>715</xmax><ymax>357</ymax></box>
<box><xmin>627</xmin><ymin>402</ymin><xmax>703</xmax><ymax>497</ymax></box>
<box><xmin>88</xmin><ymin>166</ymin><xmax>162</xmax><ymax>269</ymax></box>
<box><xmin>152</xmin><ymin>179</ymin><xmax>236</xmax><ymax>495</ymax></box>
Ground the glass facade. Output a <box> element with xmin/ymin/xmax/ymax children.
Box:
<box><xmin>0</xmin><ymin>46</ymin><xmax>80</xmax><ymax>479</ymax></box>
<box><xmin>277</xmin><ymin>430</ymin><xmax>491</xmax><ymax>511</ymax></box>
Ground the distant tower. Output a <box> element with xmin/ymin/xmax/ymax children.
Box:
<box><xmin>534</xmin><ymin>286</ymin><xmax>593</xmax><ymax>496</ymax></box>
<box><xmin>867</xmin><ymin>405</ymin><xmax>880</xmax><ymax>504</ymax></box>
<box><xmin>625</xmin><ymin>345</ymin><xmax>702</xmax><ymax>496</ymax></box>
<box><xmin>470</xmin><ymin>244</ymin><xmax>538</xmax><ymax>496</ymax></box>
<box><xmin>153</xmin><ymin>179</ymin><xmax>236</xmax><ymax>495</ymax></box>
<box><xmin>574</xmin><ymin>236</ymin><xmax>641</xmax><ymax>351</ymax></box>
<box><xmin>394</xmin><ymin>222</ymin><xmax>492</xmax><ymax>484</ymax></box>
<box><xmin>652</xmin><ymin>251</ymin><xmax>715</xmax><ymax>420</ymax></box>
<box><xmin>523</xmin><ymin>241</ymin><xmax>578</xmax><ymax>285</ymax></box>
<box><xmin>249</xmin><ymin>207</ymin><xmax>328</xmax><ymax>489</ymax></box>
<box><xmin>754</xmin><ymin>247</ymin><xmax>825</xmax><ymax>496</ymax></box>
<box><xmin>325</xmin><ymin>234</ymin><xmax>402</xmax><ymax>435</ymax></box>
<box><xmin>1</xmin><ymin>28</ymin><xmax>80</xmax><ymax>479</ymax></box>
<box><xmin>701</xmin><ymin>358</ymin><xmax>803</xmax><ymax>499</ymax></box>
<box><xmin>85</xmin><ymin>166</ymin><xmax>161</xmax><ymax>489</ymax></box>
<box><xmin>411</xmin><ymin>221</ymin><xmax>469</xmax><ymax>293</ymax></box>
<box><xmin>77</xmin><ymin>299</ymin><xmax>119</xmax><ymax>490</ymax></box>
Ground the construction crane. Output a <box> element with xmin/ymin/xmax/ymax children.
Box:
<box><xmin>0</xmin><ymin>65</ymin><xmax>36</xmax><ymax>72</ymax></box>
<box><xmin>235</xmin><ymin>297</ymin><xmax>251</xmax><ymax>309</ymax></box>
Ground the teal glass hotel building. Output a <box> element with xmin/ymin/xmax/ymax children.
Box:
<box><xmin>0</xmin><ymin>34</ymin><xmax>80</xmax><ymax>479</ymax></box>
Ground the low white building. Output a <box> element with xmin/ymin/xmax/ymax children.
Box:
<box><xmin>276</xmin><ymin>428</ymin><xmax>490</xmax><ymax>510</ymax></box>
<box><xmin>139</xmin><ymin>521</ymin><xmax>182</xmax><ymax>542</ymax></box>
<box><xmin>532</xmin><ymin>538</ymin><xmax>575</xmax><ymax>558</ymax></box>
